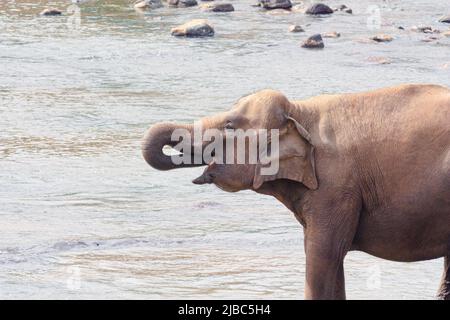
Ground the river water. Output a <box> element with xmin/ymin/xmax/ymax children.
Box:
<box><xmin>0</xmin><ymin>0</ymin><xmax>449</xmax><ymax>299</ymax></box>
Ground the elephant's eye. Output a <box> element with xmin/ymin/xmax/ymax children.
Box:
<box><xmin>224</xmin><ymin>122</ymin><xmax>234</xmax><ymax>130</ymax></box>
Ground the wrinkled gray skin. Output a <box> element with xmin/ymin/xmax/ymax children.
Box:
<box><xmin>142</xmin><ymin>84</ymin><xmax>450</xmax><ymax>299</ymax></box>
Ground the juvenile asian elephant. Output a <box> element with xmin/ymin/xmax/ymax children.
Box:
<box><xmin>141</xmin><ymin>84</ymin><xmax>450</xmax><ymax>300</ymax></box>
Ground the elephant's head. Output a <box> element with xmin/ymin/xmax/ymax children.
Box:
<box><xmin>142</xmin><ymin>90</ymin><xmax>318</xmax><ymax>192</ymax></box>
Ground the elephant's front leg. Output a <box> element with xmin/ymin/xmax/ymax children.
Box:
<box><xmin>303</xmin><ymin>194</ymin><xmax>360</xmax><ymax>300</ymax></box>
<box><xmin>304</xmin><ymin>235</ymin><xmax>347</xmax><ymax>299</ymax></box>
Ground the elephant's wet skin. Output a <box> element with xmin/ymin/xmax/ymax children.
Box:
<box><xmin>142</xmin><ymin>84</ymin><xmax>450</xmax><ymax>300</ymax></box>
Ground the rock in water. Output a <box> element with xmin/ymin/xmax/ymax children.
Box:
<box><xmin>40</xmin><ymin>8</ymin><xmax>62</xmax><ymax>16</ymax></box>
<box><xmin>201</xmin><ymin>3</ymin><xmax>234</xmax><ymax>12</ymax></box>
<box><xmin>421</xmin><ymin>36</ymin><xmax>439</xmax><ymax>43</ymax></box>
<box><xmin>410</xmin><ymin>26</ymin><xmax>440</xmax><ymax>33</ymax></box>
<box><xmin>438</xmin><ymin>15</ymin><xmax>450</xmax><ymax>23</ymax></box>
<box><xmin>367</xmin><ymin>56</ymin><xmax>391</xmax><ymax>65</ymax></box>
<box><xmin>289</xmin><ymin>25</ymin><xmax>304</xmax><ymax>33</ymax></box>
<box><xmin>168</xmin><ymin>0</ymin><xmax>198</xmax><ymax>7</ymax></box>
<box><xmin>334</xmin><ymin>4</ymin><xmax>352</xmax><ymax>14</ymax></box>
<box><xmin>323</xmin><ymin>31</ymin><xmax>340</xmax><ymax>38</ymax></box>
<box><xmin>259</xmin><ymin>0</ymin><xmax>292</xmax><ymax>10</ymax></box>
<box><xmin>305</xmin><ymin>3</ymin><xmax>333</xmax><ymax>15</ymax></box>
<box><xmin>171</xmin><ymin>19</ymin><xmax>214</xmax><ymax>37</ymax></box>
<box><xmin>334</xmin><ymin>4</ymin><xmax>347</xmax><ymax>10</ymax></box>
<box><xmin>371</xmin><ymin>34</ymin><xmax>393</xmax><ymax>42</ymax></box>
<box><xmin>134</xmin><ymin>0</ymin><xmax>163</xmax><ymax>9</ymax></box>
<box><xmin>180</xmin><ymin>0</ymin><xmax>198</xmax><ymax>6</ymax></box>
<box><xmin>301</xmin><ymin>34</ymin><xmax>324</xmax><ymax>48</ymax></box>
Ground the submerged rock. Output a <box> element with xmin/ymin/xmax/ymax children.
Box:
<box><xmin>410</xmin><ymin>26</ymin><xmax>440</xmax><ymax>33</ymax></box>
<box><xmin>305</xmin><ymin>3</ymin><xmax>333</xmax><ymax>15</ymax></box>
<box><xmin>371</xmin><ymin>34</ymin><xmax>393</xmax><ymax>42</ymax></box>
<box><xmin>171</xmin><ymin>19</ymin><xmax>214</xmax><ymax>37</ymax></box>
<box><xmin>334</xmin><ymin>4</ymin><xmax>352</xmax><ymax>14</ymax></box>
<box><xmin>367</xmin><ymin>56</ymin><xmax>391</xmax><ymax>65</ymax></box>
<box><xmin>439</xmin><ymin>15</ymin><xmax>450</xmax><ymax>23</ymax></box>
<box><xmin>301</xmin><ymin>34</ymin><xmax>324</xmax><ymax>48</ymax></box>
<box><xmin>443</xmin><ymin>30</ymin><xmax>450</xmax><ymax>37</ymax></box>
<box><xmin>134</xmin><ymin>0</ymin><xmax>163</xmax><ymax>9</ymax></box>
<box><xmin>258</xmin><ymin>0</ymin><xmax>292</xmax><ymax>10</ymax></box>
<box><xmin>168</xmin><ymin>0</ymin><xmax>198</xmax><ymax>7</ymax></box>
<box><xmin>289</xmin><ymin>25</ymin><xmax>304</xmax><ymax>33</ymax></box>
<box><xmin>40</xmin><ymin>8</ymin><xmax>62</xmax><ymax>16</ymax></box>
<box><xmin>421</xmin><ymin>35</ymin><xmax>440</xmax><ymax>42</ymax></box>
<box><xmin>322</xmin><ymin>31</ymin><xmax>340</xmax><ymax>38</ymax></box>
<box><xmin>334</xmin><ymin>4</ymin><xmax>347</xmax><ymax>10</ymax></box>
<box><xmin>181</xmin><ymin>0</ymin><xmax>198</xmax><ymax>6</ymax></box>
<box><xmin>201</xmin><ymin>3</ymin><xmax>234</xmax><ymax>12</ymax></box>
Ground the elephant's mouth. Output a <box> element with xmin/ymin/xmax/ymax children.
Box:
<box><xmin>192</xmin><ymin>162</ymin><xmax>216</xmax><ymax>185</ymax></box>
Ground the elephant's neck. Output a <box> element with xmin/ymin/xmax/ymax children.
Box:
<box><xmin>255</xmin><ymin>180</ymin><xmax>309</xmax><ymax>226</ymax></box>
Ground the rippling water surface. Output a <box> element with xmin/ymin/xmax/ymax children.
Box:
<box><xmin>1</xmin><ymin>0</ymin><xmax>449</xmax><ymax>299</ymax></box>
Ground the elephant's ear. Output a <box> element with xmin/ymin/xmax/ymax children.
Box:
<box><xmin>253</xmin><ymin>116</ymin><xmax>318</xmax><ymax>190</ymax></box>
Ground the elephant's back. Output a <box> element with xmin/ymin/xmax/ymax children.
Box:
<box><xmin>341</xmin><ymin>84</ymin><xmax>449</xmax><ymax>130</ymax></box>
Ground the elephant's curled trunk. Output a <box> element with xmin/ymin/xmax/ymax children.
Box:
<box><xmin>141</xmin><ymin>122</ymin><xmax>205</xmax><ymax>170</ymax></box>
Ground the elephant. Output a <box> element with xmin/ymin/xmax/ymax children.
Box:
<box><xmin>141</xmin><ymin>84</ymin><xmax>450</xmax><ymax>299</ymax></box>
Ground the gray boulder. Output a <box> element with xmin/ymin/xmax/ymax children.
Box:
<box><xmin>168</xmin><ymin>0</ymin><xmax>198</xmax><ymax>7</ymax></box>
<box><xmin>289</xmin><ymin>25</ymin><xmax>304</xmax><ymax>33</ymax></box>
<box><xmin>201</xmin><ymin>3</ymin><xmax>234</xmax><ymax>12</ymax></box>
<box><xmin>301</xmin><ymin>34</ymin><xmax>324</xmax><ymax>48</ymax></box>
<box><xmin>306</xmin><ymin>3</ymin><xmax>333</xmax><ymax>15</ymax></box>
<box><xmin>40</xmin><ymin>8</ymin><xmax>62</xmax><ymax>16</ymax></box>
<box><xmin>171</xmin><ymin>19</ymin><xmax>214</xmax><ymax>37</ymax></box>
<box><xmin>259</xmin><ymin>0</ymin><xmax>292</xmax><ymax>10</ymax></box>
